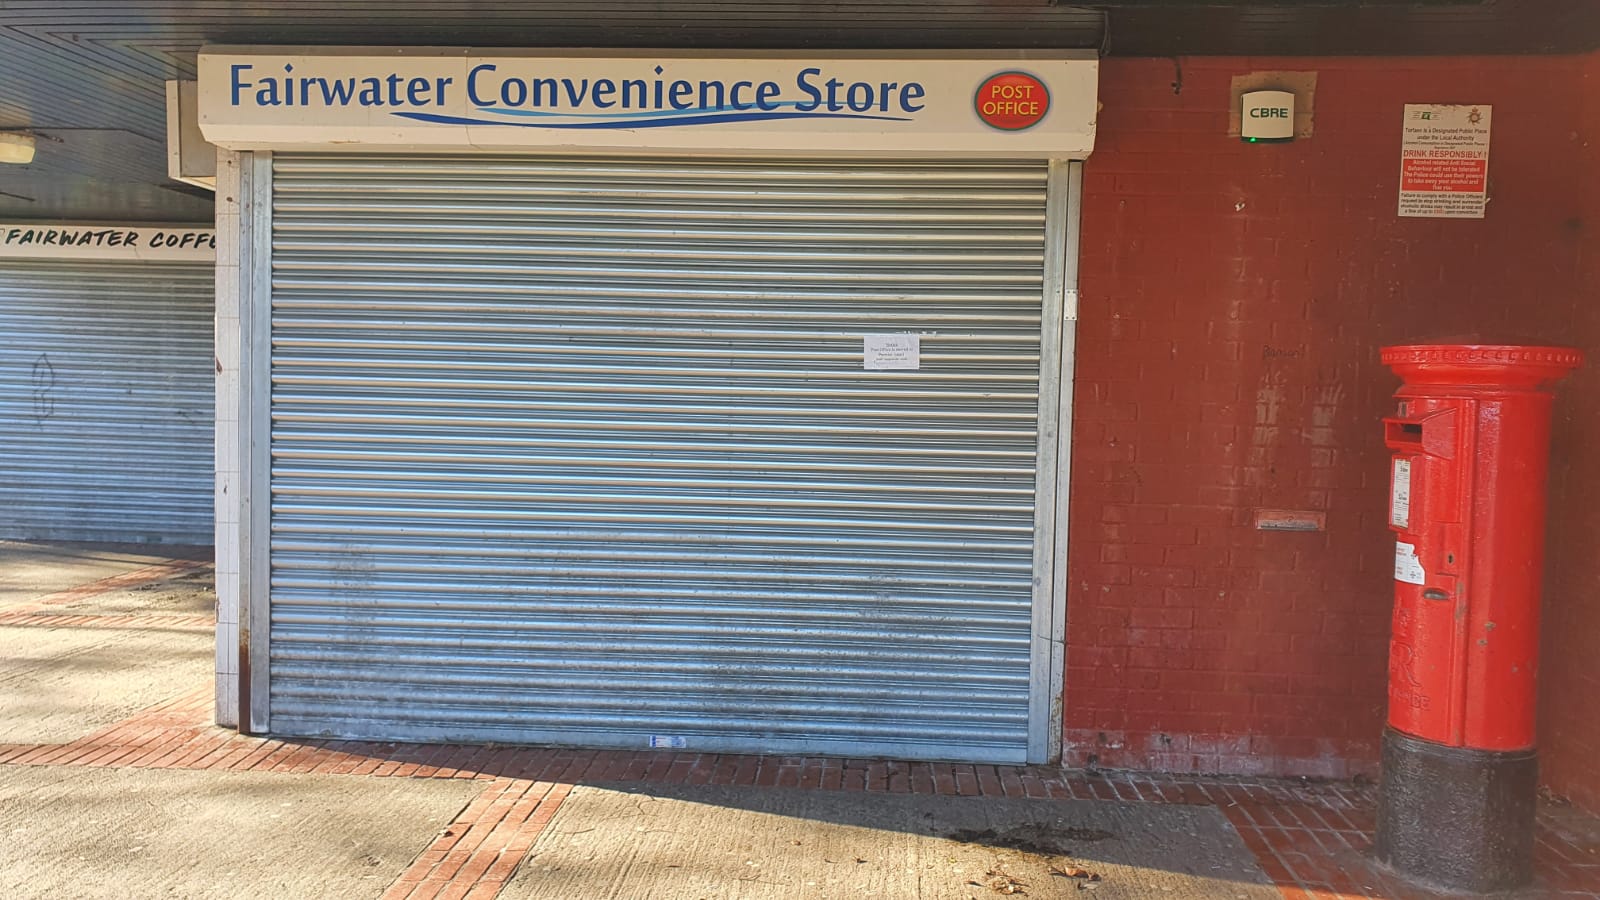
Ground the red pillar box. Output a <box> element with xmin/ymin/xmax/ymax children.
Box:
<box><xmin>1376</xmin><ymin>344</ymin><xmax>1582</xmax><ymax>893</ymax></box>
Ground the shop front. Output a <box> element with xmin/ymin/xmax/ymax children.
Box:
<box><xmin>201</xmin><ymin>48</ymin><xmax>1096</xmax><ymax>764</ymax></box>
<box><xmin>0</xmin><ymin>225</ymin><xmax>216</xmax><ymax>544</ymax></box>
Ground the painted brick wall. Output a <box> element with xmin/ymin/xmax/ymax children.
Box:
<box><xmin>1067</xmin><ymin>56</ymin><xmax>1592</xmax><ymax>783</ymax></box>
<box><xmin>1538</xmin><ymin>53</ymin><xmax>1600</xmax><ymax>813</ymax></box>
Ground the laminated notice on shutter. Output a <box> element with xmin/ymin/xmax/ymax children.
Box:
<box><xmin>267</xmin><ymin>153</ymin><xmax>1048</xmax><ymax>763</ymax></box>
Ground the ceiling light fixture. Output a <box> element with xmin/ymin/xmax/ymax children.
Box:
<box><xmin>0</xmin><ymin>132</ymin><xmax>37</xmax><ymax>165</ymax></box>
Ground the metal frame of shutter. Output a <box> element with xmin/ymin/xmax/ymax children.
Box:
<box><xmin>260</xmin><ymin>152</ymin><xmax>1072</xmax><ymax>764</ymax></box>
<box><xmin>0</xmin><ymin>258</ymin><xmax>214</xmax><ymax>544</ymax></box>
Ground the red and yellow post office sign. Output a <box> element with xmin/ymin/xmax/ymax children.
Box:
<box><xmin>975</xmin><ymin>72</ymin><xmax>1051</xmax><ymax>131</ymax></box>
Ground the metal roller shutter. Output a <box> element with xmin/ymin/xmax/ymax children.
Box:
<box><xmin>268</xmin><ymin>153</ymin><xmax>1050</xmax><ymax>763</ymax></box>
<box><xmin>0</xmin><ymin>259</ymin><xmax>214</xmax><ymax>544</ymax></box>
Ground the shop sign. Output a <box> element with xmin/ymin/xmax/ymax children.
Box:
<box><xmin>197</xmin><ymin>49</ymin><xmax>1097</xmax><ymax>157</ymax></box>
<box><xmin>1399</xmin><ymin>104</ymin><xmax>1492</xmax><ymax>219</ymax></box>
<box><xmin>0</xmin><ymin>224</ymin><xmax>215</xmax><ymax>261</ymax></box>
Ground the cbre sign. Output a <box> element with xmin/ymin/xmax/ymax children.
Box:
<box><xmin>198</xmin><ymin>47</ymin><xmax>1099</xmax><ymax>157</ymax></box>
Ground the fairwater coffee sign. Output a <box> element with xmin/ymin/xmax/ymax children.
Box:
<box><xmin>197</xmin><ymin>48</ymin><xmax>1097</xmax><ymax>157</ymax></box>
<box><xmin>0</xmin><ymin>224</ymin><xmax>215</xmax><ymax>261</ymax></box>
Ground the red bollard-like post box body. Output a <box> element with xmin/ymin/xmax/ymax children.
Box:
<box><xmin>1376</xmin><ymin>343</ymin><xmax>1581</xmax><ymax>894</ymax></box>
<box><xmin>1381</xmin><ymin>344</ymin><xmax>1582</xmax><ymax>750</ymax></box>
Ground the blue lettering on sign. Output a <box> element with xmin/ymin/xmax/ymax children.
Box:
<box><xmin>231</xmin><ymin>64</ymin><xmax>253</xmax><ymax>105</ymax></box>
<box><xmin>228</xmin><ymin>61</ymin><xmax>932</xmax><ymax>128</ymax></box>
<box><xmin>467</xmin><ymin>63</ymin><xmax>496</xmax><ymax>105</ymax></box>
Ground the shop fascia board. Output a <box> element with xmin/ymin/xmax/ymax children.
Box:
<box><xmin>196</xmin><ymin>46</ymin><xmax>1099</xmax><ymax>159</ymax></box>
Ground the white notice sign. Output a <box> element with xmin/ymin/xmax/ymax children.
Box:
<box><xmin>1399</xmin><ymin>104</ymin><xmax>1492</xmax><ymax>219</ymax></box>
<box><xmin>1390</xmin><ymin>458</ymin><xmax>1412</xmax><ymax>529</ymax></box>
<box><xmin>863</xmin><ymin>334</ymin><xmax>920</xmax><ymax>370</ymax></box>
<box><xmin>1394</xmin><ymin>541</ymin><xmax>1427</xmax><ymax>585</ymax></box>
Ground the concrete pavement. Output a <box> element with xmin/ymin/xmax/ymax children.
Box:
<box><xmin>0</xmin><ymin>540</ymin><xmax>1596</xmax><ymax>900</ymax></box>
<box><xmin>0</xmin><ymin>541</ymin><xmax>206</xmax><ymax>612</ymax></box>
<box><xmin>0</xmin><ymin>766</ymin><xmax>479</xmax><ymax>899</ymax></box>
<box><xmin>503</xmin><ymin>783</ymin><xmax>1277</xmax><ymax>899</ymax></box>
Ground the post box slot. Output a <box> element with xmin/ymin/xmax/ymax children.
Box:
<box><xmin>1386</xmin><ymin>420</ymin><xmax>1424</xmax><ymax>447</ymax></box>
<box><xmin>1386</xmin><ymin>409</ymin><xmax>1462</xmax><ymax>459</ymax></box>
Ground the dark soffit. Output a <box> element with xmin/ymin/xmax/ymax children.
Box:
<box><xmin>0</xmin><ymin>1</ymin><xmax>1595</xmax><ymax>223</ymax></box>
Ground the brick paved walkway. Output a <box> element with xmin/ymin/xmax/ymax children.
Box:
<box><xmin>2</xmin><ymin>556</ymin><xmax>1597</xmax><ymax>900</ymax></box>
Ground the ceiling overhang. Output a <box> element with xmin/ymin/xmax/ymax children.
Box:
<box><xmin>0</xmin><ymin>1</ymin><xmax>1596</xmax><ymax>222</ymax></box>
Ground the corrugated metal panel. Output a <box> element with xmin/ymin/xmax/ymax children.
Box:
<box><xmin>268</xmin><ymin>153</ymin><xmax>1047</xmax><ymax>762</ymax></box>
<box><xmin>0</xmin><ymin>258</ymin><xmax>214</xmax><ymax>543</ymax></box>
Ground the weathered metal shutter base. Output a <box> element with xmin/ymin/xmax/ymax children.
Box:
<box><xmin>0</xmin><ymin>260</ymin><xmax>214</xmax><ymax>544</ymax></box>
<box><xmin>268</xmin><ymin>154</ymin><xmax>1047</xmax><ymax>763</ymax></box>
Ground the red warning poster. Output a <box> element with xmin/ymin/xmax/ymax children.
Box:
<box><xmin>1399</xmin><ymin>104</ymin><xmax>1492</xmax><ymax>219</ymax></box>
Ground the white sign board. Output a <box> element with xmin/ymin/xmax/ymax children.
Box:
<box><xmin>1399</xmin><ymin>104</ymin><xmax>1492</xmax><ymax>219</ymax></box>
<box><xmin>197</xmin><ymin>48</ymin><xmax>1098</xmax><ymax>157</ymax></box>
<box><xmin>0</xmin><ymin>224</ymin><xmax>216</xmax><ymax>261</ymax></box>
<box><xmin>863</xmin><ymin>334</ymin><xmax>921</xmax><ymax>371</ymax></box>
<box><xmin>1394</xmin><ymin>541</ymin><xmax>1427</xmax><ymax>586</ymax></box>
<box><xmin>1241</xmin><ymin>90</ymin><xmax>1295</xmax><ymax>142</ymax></box>
<box><xmin>1390</xmin><ymin>458</ymin><xmax>1412</xmax><ymax>529</ymax></box>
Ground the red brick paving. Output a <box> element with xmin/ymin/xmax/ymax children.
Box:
<box><xmin>0</xmin><ymin>611</ymin><xmax>213</xmax><ymax>629</ymax></box>
<box><xmin>5</xmin><ymin>557</ymin><xmax>210</xmax><ymax>615</ymax></box>
<box><xmin>4</xmin><ymin>558</ymin><xmax>1598</xmax><ymax>898</ymax></box>
<box><xmin>0</xmin><ymin>552</ymin><xmax>215</xmax><ymax>634</ymax></box>
<box><xmin>381</xmin><ymin>779</ymin><xmax>569</xmax><ymax>900</ymax></box>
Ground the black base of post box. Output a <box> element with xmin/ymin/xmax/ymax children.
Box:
<box><xmin>1375</xmin><ymin>726</ymin><xmax>1538</xmax><ymax>893</ymax></box>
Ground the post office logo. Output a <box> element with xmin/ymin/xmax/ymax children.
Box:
<box><xmin>974</xmin><ymin>71</ymin><xmax>1050</xmax><ymax>131</ymax></box>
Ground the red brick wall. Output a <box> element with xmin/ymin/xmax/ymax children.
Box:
<box><xmin>1538</xmin><ymin>53</ymin><xmax>1600</xmax><ymax>813</ymax></box>
<box><xmin>1067</xmin><ymin>56</ymin><xmax>1592</xmax><ymax>783</ymax></box>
